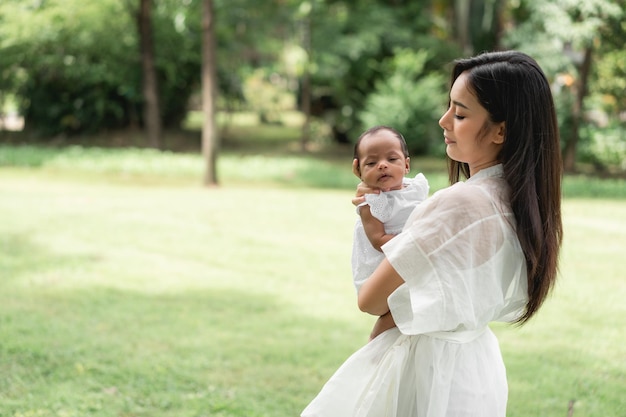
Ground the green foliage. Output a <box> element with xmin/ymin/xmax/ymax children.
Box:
<box><xmin>0</xmin><ymin>0</ymin><xmax>200</xmax><ymax>136</ymax></box>
<box><xmin>1</xmin><ymin>0</ymin><xmax>625</xmax><ymax>170</ymax></box>
<box><xmin>593</xmin><ymin>51</ymin><xmax>626</xmax><ymax>114</ymax></box>
<box><xmin>579</xmin><ymin>123</ymin><xmax>626</xmax><ymax>170</ymax></box>
<box><xmin>213</xmin><ymin>0</ymin><xmax>301</xmax><ymax>109</ymax></box>
<box><xmin>152</xmin><ymin>0</ymin><xmax>202</xmax><ymax>127</ymax></box>
<box><xmin>593</xmin><ymin>1</ymin><xmax>626</xmax><ymax>115</ymax></box>
<box><xmin>359</xmin><ymin>49</ymin><xmax>446</xmax><ymax>156</ymax></box>
<box><xmin>0</xmin><ymin>0</ymin><xmax>136</xmax><ymax>135</ymax></box>
<box><xmin>307</xmin><ymin>0</ymin><xmax>460</xmax><ymax>143</ymax></box>
<box><xmin>242</xmin><ymin>69</ymin><xmax>296</xmax><ymax>124</ymax></box>
<box><xmin>504</xmin><ymin>0</ymin><xmax>626</xmax><ymax>168</ymax></box>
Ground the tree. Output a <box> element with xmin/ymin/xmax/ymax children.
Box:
<box><xmin>359</xmin><ymin>49</ymin><xmax>446</xmax><ymax>155</ymax></box>
<box><xmin>202</xmin><ymin>0</ymin><xmax>218</xmax><ymax>186</ymax></box>
<box><xmin>452</xmin><ymin>0</ymin><xmax>507</xmax><ymax>54</ymax></box>
<box><xmin>137</xmin><ymin>0</ymin><xmax>162</xmax><ymax>149</ymax></box>
<box><xmin>0</xmin><ymin>0</ymin><xmax>139</xmax><ymax>136</ymax></box>
<box><xmin>301</xmin><ymin>0</ymin><xmax>462</xmax><ymax>147</ymax></box>
<box><xmin>505</xmin><ymin>0</ymin><xmax>622</xmax><ymax>172</ymax></box>
<box><xmin>0</xmin><ymin>0</ymin><xmax>202</xmax><ymax>138</ymax></box>
<box><xmin>298</xmin><ymin>1</ymin><xmax>313</xmax><ymax>151</ymax></box>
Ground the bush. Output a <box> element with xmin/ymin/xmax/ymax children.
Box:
<box><xmin>358</xmin><ymin>49</ymin><xmax>446</xmax><ymax>156</ymax></box>
<box><xmin>0</xmin><ymin>0</ymin><xmax>199</xmax><ymax>137</ymax></box>
<box><xmin>579</xmin><ymin>123</ymin><xmax>626</xmax><ymax>170</ymax></box>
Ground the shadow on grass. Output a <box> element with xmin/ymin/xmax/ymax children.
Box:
<box><xmin>0</xmin><ymin>234</ymin><xmax>363</xmax><ymax>417</ymax></box>
<box><xmin>1</xmin><ymin>286</ymin><xmax>362</xmax><ymax>417</ymax></box>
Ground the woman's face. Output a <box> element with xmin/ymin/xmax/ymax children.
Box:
<box><xmin>438</xmin><ymin>71</ymin><xmax>505</xmax><ymax>175</ymax></box>
<box><xmin>355</xmin><ymin>130</ymin><xmax>409</xmax><ymax>191</ymax></box>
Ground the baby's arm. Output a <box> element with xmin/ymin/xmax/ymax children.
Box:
<box><xmin>369</xmin><ymin>311</ymin><xmax>397</xmax><ymax>341</ymax></box>
<box><xmin>359</xmin><ymin>204</ymin><xmax>395</xmax><ymax>252</ymax></box>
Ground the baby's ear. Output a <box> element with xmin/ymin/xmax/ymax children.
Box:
<box><xmin>352</xmin><ymin>158</ymin><xmax>361</xmax><ymax>178</ymax></box>
<box><xmin>405</xmin><ymin>157</ymin><xmax>410</xmax><ymax>174</ymax></box>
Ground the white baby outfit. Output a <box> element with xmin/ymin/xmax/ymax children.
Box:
<box><xmin>302</xmin><ymin>165</ymin><xmax>528</xmax><ymax>417</ymax></box>
<box><xmin>351</xmin><ymin>173</ymin><xmax>430</xmax><ymax>292</ymax></box>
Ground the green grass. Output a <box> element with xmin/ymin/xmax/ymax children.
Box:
<box><xmin>0</xmin><ymin>143</ymin><xmax>452</xmax><ymax>192</ymax></box>
<box><xmin>1</xmin><ymin>144</ymin><xmax>624</xmax><ymax>198</ymax></box>
<box><xmin>0</xmin><ymin>144</ymin><xmax>625</xmax><ymax>416</ymax></box>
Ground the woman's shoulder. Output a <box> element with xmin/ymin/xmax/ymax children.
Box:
<box><xmin>423</xmin><ymin>177</ymin><xmax>510</xmax><ymax>221</ymax></box>
<box><xmin>432</xmin><ymin>180</ymin><xmax>491</xmax><ymax>204</ymax></box>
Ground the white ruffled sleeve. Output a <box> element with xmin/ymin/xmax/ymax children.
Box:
<box><xmin>362</xmin><ymin>193</ymin><xmax>392</xmax><ymax>222</ymax></box>
<box><xmin>360</xmin><ymin>173</ymin><xmax>430</xmax><ymax>225</ymax></box>
<box><xmin>407</xmin><ymin>172</ymin><xmax>430</xmax><ymax>201</ymax></box>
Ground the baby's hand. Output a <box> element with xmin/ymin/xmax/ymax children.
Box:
<box><xmin>369</xmin><ymin>311</ymin><xmax>396</xmax><ymax>341</ymax></box>
<box><xmin>352</xmin><ymin>181</ymin><xmax>380</xmax><ymax>206</ymax></box>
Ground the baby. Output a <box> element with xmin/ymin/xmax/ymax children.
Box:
<box><xmin>351</xmin><ymin>126</ymin><xmax>429</xmax><ymax>293</ymax></box>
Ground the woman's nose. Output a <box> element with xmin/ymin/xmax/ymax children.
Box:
<box><xmin>439</xmin><ymin>108</ymin><xmax>451</xmax><ymax>130</ymax></box>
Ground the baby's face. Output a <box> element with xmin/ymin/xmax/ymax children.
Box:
<box><xmin>356</xmin><ymin>131</ymin><xmax>409</xmax><ymax>191</ymax></box>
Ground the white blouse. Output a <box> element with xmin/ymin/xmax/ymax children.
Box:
<box><xmin>385</xmin><ymin>164</ymin><xmax>528</xmax><ymax>335</ymax></box>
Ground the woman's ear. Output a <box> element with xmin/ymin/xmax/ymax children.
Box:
<box><xmin>352</xmin><ymin>158</ymin><xmax>361</xmax><ymax>178</ymax></box>
<box><xmin>493</xmin><ymin>122</ymin><xmax>506</xmax><ymax>144</ymax></box>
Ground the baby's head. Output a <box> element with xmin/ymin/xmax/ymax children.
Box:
<box><xmin>353</xmin><ymin>126</ymin><xmax>410</xmax><ymax>191</ymax></box>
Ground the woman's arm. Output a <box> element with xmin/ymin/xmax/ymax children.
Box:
<box><xmin>357</xmin><ymin>258</ymin><xmax>404</xmax><ymax>316</ymax></box>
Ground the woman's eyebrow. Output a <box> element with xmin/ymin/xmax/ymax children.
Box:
<box><xmin>452</xmin><ymin>100</ymin><xmax>470</xmax><ymax>110</ymax></box>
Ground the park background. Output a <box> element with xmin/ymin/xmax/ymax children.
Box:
<box><xmin>0</xmin><ymin>1</ymin><xmax>625</xmax><ymax>416</ymax></box>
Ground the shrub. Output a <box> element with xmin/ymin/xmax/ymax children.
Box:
<box><xmin>359</xmin><ymin>49</ymin><xmax>446</xmax><ymax>156</ymax></box>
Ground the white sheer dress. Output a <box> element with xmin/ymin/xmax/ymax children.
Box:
<box><xmin>302</xmin><ymin>164</ymin><xmax>528</xmax><ymax>417</ymax></box>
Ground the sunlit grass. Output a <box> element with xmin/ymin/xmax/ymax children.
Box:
<box><xmin>0</xmin><ymin>155</ymin><xmax>625</xmax><ymax>416</ymax></box>
<box><xmin>1</xmin><ymin>144</ymin><xmax>624</xmax><ymax>199</ymax></box>
<box><xmin>0</xmin><ymin>176</ymin><xmax>368</xmax><ymax>417</ymax></box>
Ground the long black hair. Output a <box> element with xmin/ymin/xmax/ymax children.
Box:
<box><xmin>448</xmin><ymin>51</ymin><xmax>563</xmax><ymax>323</ymax></box>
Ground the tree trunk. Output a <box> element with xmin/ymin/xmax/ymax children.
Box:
<box><xmin>138</xmin><ymin>0</ymin><xmax>162</xmax><ymax>149</ymax></box>
<box><xmin>492</xmin><ymin>0</ymin><xmax>506</xmax><ymax>50</ymax></box>
<box><xmin>563</xmin><ymin>45</ymin><xmax>593</xmax><ymax>172</ymax></box>
<box><xmin>300</xmin><ymin>11</ymin><xmax>312</xmax><ymax>152</ymax></box>
<box><xmin>202</xmin><ymin>0</ymin><xmax>219</xmax><ymax>186</ymax></box>
<box><xmin>455</xmin><ymin>0</ymin><xmax>472</xmax><ymax>55</ymax></box>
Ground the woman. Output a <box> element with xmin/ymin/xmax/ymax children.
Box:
<box><xmin>301</xmin><ymin>51</ymin><xmax>562</xmax><ymax>417</ymax></box>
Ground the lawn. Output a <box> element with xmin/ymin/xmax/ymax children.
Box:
<box><xmin>0</xmin><ymin>145</ymin><xmax>624</xmax><ymax>417</ymax></box>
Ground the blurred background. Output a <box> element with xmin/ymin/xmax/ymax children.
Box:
<box><xmin>0</xmin><ymin>0</ymin><xmax>624</xmax><ymax>177</ymax></box>
<box><xmin>1</xmin><ymin>1</ymin><xmax>625</xmax><ymax>416</ymax></box>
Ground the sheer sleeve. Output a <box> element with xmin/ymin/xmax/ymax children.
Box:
<box><xmin>382</xmin><ymin>181</ymin><xmax>528</xmax><ymax>335</ymax></box>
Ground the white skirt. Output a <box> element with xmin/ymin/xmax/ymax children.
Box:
<box><xmin>301</xmin><ymin>327</ymin><xmax>508</xmax><ymax>417</ymax></box>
